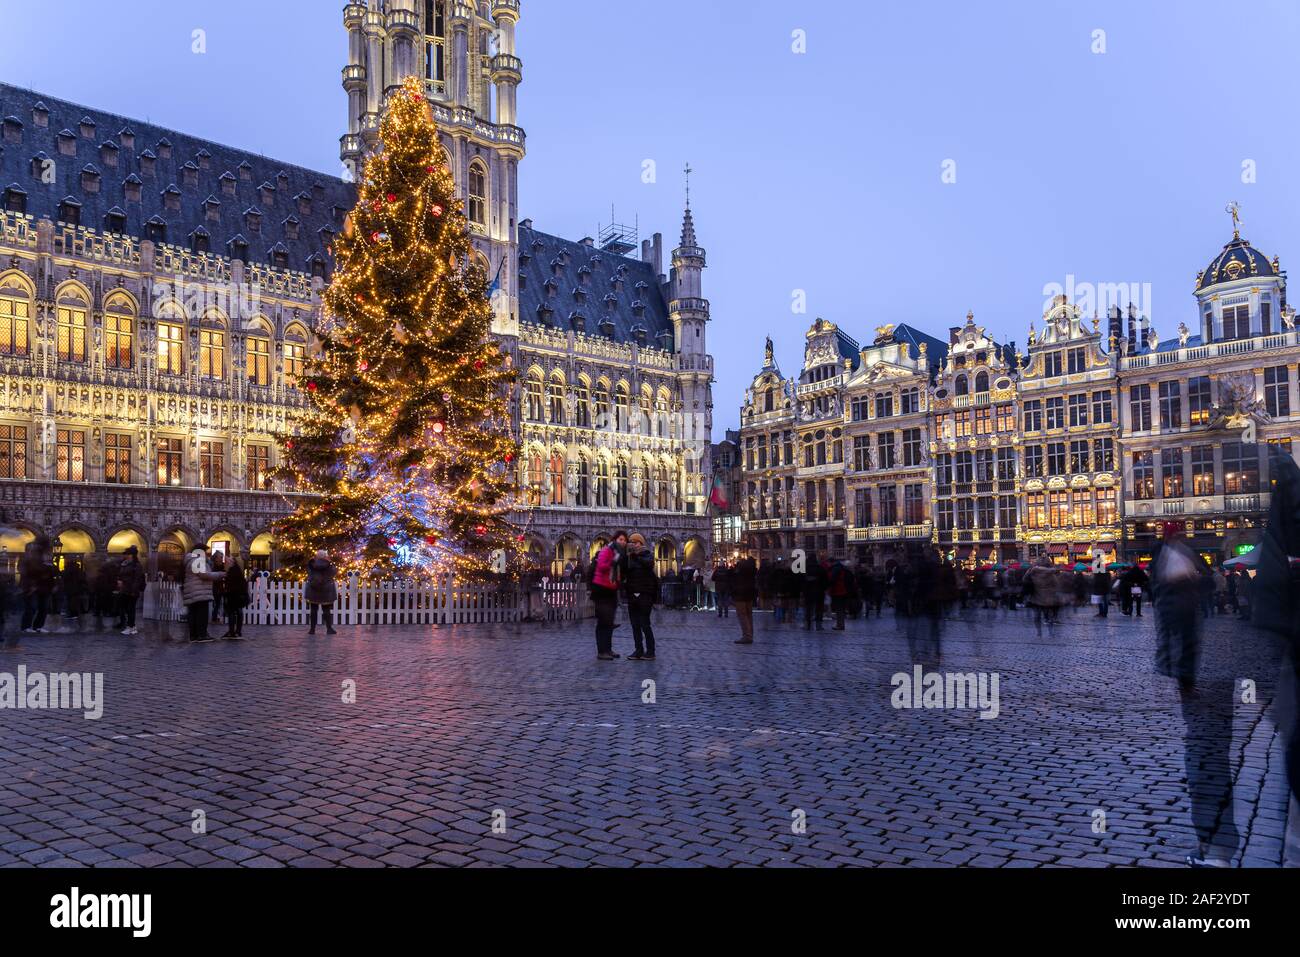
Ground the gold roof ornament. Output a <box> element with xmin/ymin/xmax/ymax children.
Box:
<box><xmin>874</xmin><ymin>323</ymin><xmax>895</xmax><ymax>343</ymax></box>
<box><xmin>1226</xmin><ymin>201</ymin><xmax>1242</xmax><ymax>240</ymax></box>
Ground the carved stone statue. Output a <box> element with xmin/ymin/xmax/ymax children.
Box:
<box><xmin>1177</xmin><ymin>322</ymin><xmax>1189</xmax><ymax>347</ymax></box>
<box><xmin>764</xmin><ymin>336</ymin><xmax>774</xmax><ymax>367</ymax></box>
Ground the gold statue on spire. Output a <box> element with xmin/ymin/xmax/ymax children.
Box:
<box><xmin>1226</xmin><ymin>201</ymin><xmax>1242</xmax><ymax>239</ymax></box>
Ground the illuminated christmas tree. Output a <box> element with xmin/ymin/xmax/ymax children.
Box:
<box><xmin>275</xmin><ymin>77</ymin><xmax>520</xmax><ymax>579</ymax></box>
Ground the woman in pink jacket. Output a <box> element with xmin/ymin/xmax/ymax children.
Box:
<box><xmin>591</xmin><ymin>530</ymin><xmax>627</xmax><ymax>660</ymax></box>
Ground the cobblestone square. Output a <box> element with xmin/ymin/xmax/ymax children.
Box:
<box><xmin>0</xmin><ymin>604</ymin><xmax>1293</xmax><ymax>868</ymax></box>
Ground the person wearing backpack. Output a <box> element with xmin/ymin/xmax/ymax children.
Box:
<box><xmin>591</xmin><ymin>530</ymin><xmax>627</xmax><ymax>660</ymax></box>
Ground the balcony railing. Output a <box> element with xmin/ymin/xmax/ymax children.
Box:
<box><xmin>1120</xmin><ymin>331</ymin><xmax>1298</xmax><ymax>370</ymax></box>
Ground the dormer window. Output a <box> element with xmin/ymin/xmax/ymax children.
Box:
<box><xmin>635</xmin><ymin>280</ymin><xmax>649</xmax><ymax>295</ymax></box>
<box><xmin>227</xmin><ymin>235</ymin><xmax>249</xmax><ymax>261</ymax></box>
<box><xmin>79</xmin><ymin>116</ymin><xmax>96</xmax><ymax>139</ymax></box>
<box><xmin>203</xmin><ymin>195</ymin><xmax>221</xmax><ymax>222</ymax></box>
<box><xmin>550</xmin><ymin>257</ymin><xmax>564</xmax><ymax>277</ymax></box>
<box><xmin>317</xmin><ymin>225</ymin><xmax>336</xmax><ymax>247</ymax></box>
<box><xmin>577</xmin><ymin>265</ymin><xmax>592</xmax><ymax>285</ymax></box>
<box><xmin>598</xmin><ymin>317</ymin><xmax>616</xmax><ymax>339</ymax></box>
<box><xmin>161</xmin><ymin>185</ymin><xmax>181</xmax><ymax>211</ymax></box>
<box><xmin>572</xmin><ymin>287</ymin><xmax>586</xmax><ymax>303</ymax></box>
<box><xmin>311</xmin><ymin>182</ymin><xmax>324</xmax><ymax>201</ymax></box>
<box><xmin>569</xmin><ymin>312</ymin><xmax>586</xmax><ymax>333</ymax></box>
<box><xmin>268</xmin><ymin>243</ymin><xmax>289</xmax><ymax>268</ymax></box>
<box><xmin>519</xmin><ymin>249</ymin><xmax>531</xmax><ymax>265</ymax></box>
<box><xmin>259</xmin><ymin>182</ymin><xmax>276</xmax><ymax>206</ymax></box>
<box><xmin>603</xmin><ymin>293</ymin><xmax>618</xmax><ymax>312</ymax></box>
<box><xmin>139</xmin><ymin>149</ymin><xmax>156</xmax><ymax>175</ymax></box>
<box><xmin>309</xmin><ymin>255</ymin><xmax>326</xmax><ymax>279</ymax></box>
<box><xmin>80</xmin><ymin>165</ymin><xmax>102</xmax><ymax>193</ymax></box>
<box><xmin>31</xmin><ymin>103</ymin><xmax>49</xmax><ymax>128</ymax></box>
<box><xmin>56</xmin><ymin>129</ymin><xmax>77</xmax><ymax>155</ymax></box>
<box><xmin>156</xmin><ymin>138</ymin><xmax>173</xmax><ymax>160</ymax></box>
<box><xmin>58</xmin><ymin>197</ymin><xmax>82</xmax><ymax>226</ymax></box>
<box><xmin>29</xmin><ymin>153</ymin><xmax>50</xmax><ymax>179</ymax></box>
<box><xmin>237</xmin><ymin>160</ymin><xmax>252</xmax><ymax>181</ymax></box>
<box><xmin>182</xmin><ymin>161</ymin><xmax>199</xmax><ymax>188</ymax></box>
<box><xmin>123</xmin><ymin>174</ymin><xmax>142</xmax><ymax>203</ymax></box>
<box><xmin>145</xmin><ymin>216</ymin><xmax>167</xmax><ymax>243</ymax></box>
<box><xmin>219</xmin><ymin>171</ymin><xmax>236</xmax><ymax>195</ymax></box>
<box><xmin>283</xmin><ymin>215</ymin><xmax>300</xmax><ymax>240</ymax></box>
<box><xmin>117</xmin><ymin>127</ymin><xmax>134</xmax><ymax>150</ymax></box>
<box><xmin>295</xmin><ymin>191</ymin><xmax>312</xmax><ymax>215</ymax></box>
<box><xmin>543</xmin><ymin>277</ymin><xmax>558</xmax><ymax>296</ymax></box>
<box><xmin>244</xmin><ymin>206</ymin><xmax>262</xmax><ymax>233</ymax></box>
<box><xmin>276</xmin><ymin>171</ymin><xmax>289</xmax><ymax>191</ymax></box>
<box><xmin>103</xmin><ymin>207</ymin><xmax>127</xmax><ymax>234</ymax></box>
<box><xmin>632</xmin><ymin>300</ymin><xmax>645</xmax><ymax>319</ymax></box>
<box><xmin>99</xmin><ymin>140</ymin><xmax>119</xmax><ymax>167</ymax></box>
<box><xmin>632</xmin><ymin>326</ymin><xmax>647</xmax><ymax>346</ymax></box>
<box><xmin>190</xmin><ymin>227</ymin><xmax>211</xmax><ymax>254</ymax></box>
<box><xmin>3</xmin><ymin>185</ymin><xmax>27</xmax><ymax>214</ymax></box>
<box><xmin>535</xmin><ymin>302</ymin><xmax>554</xmax><ymax>324</ymax></box>
<box><xmin>196</xmin><ymin>148</ymin><xmax>211</xmax><ymax>169</ymax></box>
<box><xmin>330</xmin><ymin>204</ymin><xmax>347</xmax><ymax>225</ymax></box>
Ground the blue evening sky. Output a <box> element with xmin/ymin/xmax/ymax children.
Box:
<box><xmin>5</xmin><ymin>1</ymin><xmax>1299</xmax><ymax>431</ymax></box>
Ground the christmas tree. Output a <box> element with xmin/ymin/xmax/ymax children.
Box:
<box><xmin>275</xmin><ymin>77</ymin><xmax>520</xmax><ymax>579</ymax></box>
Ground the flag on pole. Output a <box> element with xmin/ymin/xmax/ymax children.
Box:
<box><xmin>708</xmin><ymin>472</ymin><xmax>729</xmax><ymax>510</ymax></box>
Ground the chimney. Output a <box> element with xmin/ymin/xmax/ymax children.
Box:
<box><xmin>652</xmin><ymin>232</ymin><xmax>663</xmax><ymax>279</ymax></box>
<box><xmin>579</xmin><ymin>236</ymin><xmax>594</xmax><ymax>247</ymax></box>
<box><xmin>1127</xmin><ymin>303</ymin><xmax>1138</xmax><ymax>352</ymax></box>
<box><xmin>1107</xmin><ymin>305</ymin><xmax>1122</xmax><ymax>347</ymax></box>
<box><xmin>520</xmin><ymin>217</ymin><xmax>532</xmax><ymax>230</ymax></box>
<box><xmin>641</xmin><ymin>238</ymin><xmax>651</xmax><ymax>264</ymax></box>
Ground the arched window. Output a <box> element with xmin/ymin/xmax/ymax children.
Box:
<box><xmin>615</xmin><ymin>458</ymin><xmax>629</xmax><ymax>508</ymax></box>
<box><xmin>656</xmin><ymin>388</ymin><xmax>670</xmax><ymax>438</ymax></box>
<box><xmin>595</xmin><ymin>457</ymin><xmax>610</xmax><ymax>507</ymax></box>
<box><xmin>656</xmin><ymin>464</ymin><xmax>671</xmax><ymax>510</ymax></box>
<box><xmin>548</xmin><ymin>373</ymin><xmax>565</xmax><ymax>423</ymax></box>
<box><xmin>576</xmin><ymin>455</ymin><xmax>590</xmax><ymax>506</ymax></box>
<box><xmin>247</xmin><ymin>332</ymin><xmax>271</xmax><ymax>387</ymax></box>
<box><xmin>199</xmin><ymin>321</ymin><xmax>225</xmax><ymax>380</ymax></box>
<box><xmin>525</xmin><ymin>371</ymin><xmax>544</xmax><ymax>421</ymax></box>
<box><xmin>468</xmin><ymin>161</ymin><xmax>487</xmax><ymax>226</ymax></box>
<box><xmin>56</xmin><ymin>289</ymin><xmax>89</xmax><ymax>363</ymax></box>
<box><xmin>549</xmin><ymin>452</ymin><xmax>565</xmax><ymax>505</ymax></box>
<box><xmin>638</xmin><ymin>387</ymin><xmax>653</xmax><ymax>435</ymax></box>
<box><xmin>103</xmin><ymin>294</ymin><xmax>134</xmax><ymax>370</ymax></box>
<box><xmin>955</xmin><ymin>374</ymin><xmax>968</xmax><ymax>396</ymax></box>
<box><xmin>575</xmin><ymin>377</ymin><xmax>591</xmax><ymax>427</ymax></box>
<box><xmin>764</xmin><ymin>388</ymin><xmax>774</xmax><ymax>412</ymax></box>
<box><xmin>975</xmin><ymin>370</ymin><xmax>989</xmax><ymax>393</ymax></box>
<box><xmin>156</xmin><ymin>304</ymin><xmax>185</xmax><ymax>375</ymax></box>
<box><xmin>593</xmin><ymin>382</ymin><xmax>610</xmax><ymax>429</ymax></box>
<box><xmin>526</xmin><ymin>452</ymin><xmax>544</xmax><ymax>506</ymax></box>
<box><xmin>0</xmin><ymin>273</ymin><xmax>32</xmax><ymax>357</ymax></box>
<box><xmin>614</xmin><ymin>384</ymin><xmax>630</xmax><ymax>432</ymax></box>
<box><xmin>638</xmin><ymin>463</ymin><xmax>651</xmax><ymax>509</ymax></box>
<box><xmin>283</xmin><ymin>323</ymin><xmax>308</xmax><ymax>386</ymax></box>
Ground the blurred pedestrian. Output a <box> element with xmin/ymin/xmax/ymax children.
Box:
<box><xmin>19</xmin><ymin>536</ymin><xmax>54</xmax><ymax>634</ymax></box>
<box><xmin>802</xmin><ymin>552</ymin><xmax>827</xmax><ymax>631</ymax></box>
<box><xmin>210</xmin><ymin>550</ymin><xmax>226</xmax><ymax>625</ymax></box>
<box><xmin>730</xmin><ymin>552</ymin><xmax>757</xmax><ymax>644</ymax></box>
<box><xmin>1092</xmin><ymin>564</ymin><xmax>1112</xmax><ymax>618</ymax></box>
<box><xmin>115</xmin><ymin>546</ymin><xmax>146</xmax><ymax>635</ymax></box>
<box><xmin>182</xmin><ymin>546</ymin><xmax>223</xmax><ymax>643</ymax></box>
<box><xmin>591</xmin><ymin>531</ymin><xmax>626</xmax><ymax>659</ymax></box>
<box><xmin>221</xmin><ymin>558</ymin><xmax>249</xmax><ymax>640</ymax></box>
<box><xmin>305</xmin><ymin>549</ymin><xmax>339</xmax><ymax>637</ymax></box>
<box><xmin>714</xmin><ymin>560</ymin><xmax>732</xmax><ymax>618</ymax></box>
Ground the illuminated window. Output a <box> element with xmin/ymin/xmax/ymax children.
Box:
<box><xmin>1048</xmin><ymin>490</ymin><xmax>1069</xmax><ymax>527</ymax></box>
<box><xmin>1187</xmin><ymin>376</ymin><xmax>1212</xmax><ymax>425</ymax></box>
<box><xmin>525</xmin><ymin>373</ymin><xmax>543</xmax><ymax>421</ymax></box>
<box><xmin>247</xmin><ymin>337</ymin><xmax>271</xmax><ymax>387</ymax></box>
<box><xmin>995</xmin><ymin>403</ymin><xmax>1015</xmax><ymax>433</ymax></box>
<box><xmin>1071</xmin><ymin>490</ymin><xmax>1094</xmax><ymax>528</ymax></box>
<box><xmin>1096</xmin><ymin>489</ymin><xmax>1116</xmax><ymax>525</ymax></box>
<box><xmin>549</xmin><ymin>453</ymin><xmax>564</xmax><ymax>505</ymax></box>
<box><xmin>1222</xmin><ymin>441</ymin><xmax>1258</xmax><ymax>494</ymax></box>
<box><xmin>1026</xmin><ymin>492</ymin><xmax>1046</xmax><ymax>529</ymax></box>
<box><xmin>157</xmin><ymin>322</ymin><xmax>183</xmax><ymax>375</ymax></box>
<box><xmin>156</xmin><ymin>437</ymin><xmax>183</xmax><ymax>486</ymax></box>
<box><xmin>199</xmin><ymin>329</ymin><xmax>225</xmax><ymax>379</ymax></box>
<box><xmin>1161</xmin><ymin>448</ymin><xmax>1184</xmax><ymax>498</ymax></box>
<box><xmin>200</xmin><ymin>440</ymin><xmax>225</xmax><ymax>488</ymax></box>
<box><xmin>56</xmin><ymin>304</ymin><xmax>88</xmax><ymax>362</ymax></box>
<box><xmin>55</xmin><ymin>428</ymin><xmax>85</xmax><ymax>481</ymax></box>
<box><xmin>1132</xmin><ymin>450</ymin><xmax>1154</xmax><ymax>499</ymax></box>
<box><xmin>468</xmin><ymin>162</ymin><xmax>487</xmax><ymax>226</ymax></box>
<box><xmin>104</xmin><ymin>433</ymin><xmax>131</xmax><ymax>484</ymax></box>
<box><xmin>1191</xmin><ymin>445</ymin><xmax>1214</xmax><ymax>496</ymax></box>
<box><xmin>548</xmin><ymin>375</ymin><xmax>565</xmax><ymax>423</ymax></box>
<box><xmin>105</xmin><ymin>301</ymin><xmax>133</xmax><ymax>369</ymax></box>
<box><xmin>0</xmin><ymin>424</ymin><xmax>28</xmax><ymax>478</ymax></box>
<box><xmin>0</xmin><ymin>289</ymin><xmax>31</xmax><ymax>356</ymax></box>
<box><xmin>247</xmin><ymin>444</ymin><xmax>271</xmax><ymax>491</ymax></box>
<box><xmin>284</xmin><ymin>341</ymin><xmax>306</xmax><ymax>385</ymax></box>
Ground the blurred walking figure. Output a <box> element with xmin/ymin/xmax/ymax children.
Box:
<box><xmin>221</xmin><ymin>558</ymin><xmax>249</xmax><ymax>640</ymax></box>
<box><xmin>1151</xmin><ymin>521</ymin><xmax>1236</xmax><ymax>867</ymax></box>
<box><xmin>1121</xmin><ymin>563</ymin><xmax>1148</xmax><ymax>616</ymax></box>
<box><xmin>777</xmin><ymin>558</ymin><xmax>800</xmax><ymax>624</ymax></box>
<box><xmin>60</xmin><ymin>560</ymin><xmax>88</xmax><ymax>632</ymax></box>
<box><xmin>907</xmin><ymin>550</ymin><xmax>948</xmax><ymax>665</ymax></box>
<box><xmin>210</xmin><ymin>550</ymin><xmax>226</xmax><ymax>625</ymax></box>
<box><xmin>1023</xmin><ymin>557</ymin><xmax>1060</xmax><ymax>634</ymax></box>
<box><xmin>802</xmin><ymin>552</ymin><xmax>828</xmax><ymax>631</ymax></box>
<box><xmin>713</xmin><ymin>560</ymin><xmax>732</xmax><ymax>618</ymax></box>
<box><xmin>115</xmin><ymin>546</ymin><xmax>145</xmax><ymax>635</ymax></box>
<box><xmin>0</xmin><ymin>560</ymin><xmax>13</xmax><ymax>644</ymax></box>
<box><xmin>730</xmin><ymin>552</ymin><xmax>757</xmax><ymax>644</ymax></box>
<box><xmin>182</xmin><ymin>546</ymin><xmax>224</xmax><ymax>643</ymax></box>
<box><xmin>305</xmin><ymin>549</ymin><xmax>338</xmax><ymax>636</ymax></box>
<box><xmin>1092</xmin><ymin>564</ymin><xmax>1112</xmax><ymax>618</ymax></box>
<box><xmin>19</xmin><ymin>536</ymin><xmax>54</xmax><ymax>634</ymax></box>
<box><xmin>622</xmin><ymin>533</ymin><xmax>658</xmax><ymax>660</ymax></box>
<box><xmin>92</xmin><ymin>557</ymin><xmax>118</xmax><ymax>631</ymax></box>
<box><xmin>827</xmin><ymin>556</ymin><xmax>854</xmax><ymax>630</ymax></box>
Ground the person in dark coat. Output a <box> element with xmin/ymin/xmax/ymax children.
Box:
<box><xmin>713</xmin><ymin>561</ymin><xmax>732</xmax><ymax>618</ymax></box>
<box><xmin>221</xmin><ymin>558</ymin><xmax>250</xmax><ymax>640</ymax></box>
<box><xmin>93</xmin><ymin>558</ymin><xmax>119</xmax><ymax>631</ymax></box>
<box><xmin>826</xmin><ymin>557</ymin><xmax>853</xmax><ymax>630</ymax></box>
<box><xmin>115</xmin><ymin>547</ymin><xmax>147</xmax><ymax>635</ymax></box>
<box><xmin>181</xmin><ymin>547</ymin><xmax>224</xmax><ymax>642</ymax></box>
<box><xmin>776</xmin><ymin>558</ymin><xmax>799</xmax><ymax>624</ymax></box>
<box><xmin>19</xmin><ymin>537</ymin><xmax>54</xmax><ymax>633</ymax></box>
<box><xmin>730</xmin><ymin>554</ymin><xmax>758</xmax><ymax>644</ymax></box>
<box><xmin>802</xmin><ymin>552</ymin><xmax>828</xmax><ymax>631</ymax></box>
<box><xmin>60</xmin><ymin>560</ymin><xmax>89</xmax><ymax>631</ymax></box>
<box><xmin>0</xmin><ymin>561</ymin><xmax>13</xmax><ymax>644</ymax></box>
<box><xmin>305</xmin><ymin>550</ymin><xmax>339</xmax><ymax>636</ymax></box>
<box><xmin>1121</xmin><ymin>564</ymin><xmax>1148</xmax><ymax>616</ymax></box>
<box><xmin>622</xmin><ymin>533</ymin><xmax>658</xmax><ymax>660</ymax></box>
<box><xmin>1092</xmin><ymin>566</ymin><xmax>1112</xmax><ymax>618</ymax></box>
<box><xmin>209</xmin><ymin>551</ymin><xmax>227</xmax><ymax>624</ymax></box>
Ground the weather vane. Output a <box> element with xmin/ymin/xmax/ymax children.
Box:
<box><xmin>1226</xmin><ymin>201</ymin><xmax>1242</xmax><ymax>239</ymax></box>
<box><xmin>684</xmin><ymin>162</ymin><xmax>692</xmax><ymax>208</ymax></box>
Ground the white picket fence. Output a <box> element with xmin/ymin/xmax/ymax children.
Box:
<box><xmin>142</xmin><ymin>576</ymin><xmax>585</xmax><ymax>627</ymax></box>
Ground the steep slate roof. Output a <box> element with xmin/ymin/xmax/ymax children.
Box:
<box><xmin>892</xmin><ymin>322</ymin><xmax>950</xmax><ymax>371</ymax></box>
<box><xmin>517</xmin><ymin>223</ymin><xmax>674</xmax><ymax>350</ymax></box>
<box><xmin>0</xmin><ymin>83</ymin><xmax>355</xmax><ymax>275</ymax></box>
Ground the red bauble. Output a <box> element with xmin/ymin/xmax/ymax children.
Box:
<box><xmin>425</xmin><ymin>535</ymin><xmax>439</xmax><ymax>546</ymax></box>
<box><xmin>504</xmin><ymin>452</ymin><xmax>514</xmax><ymax>463</ymax></box>
<box><xmin>473</xmin><ymin>359</ymin><xmax>484</xmax><ymax>370</ymax></box>
<box><xmin>475</xmin><ymin>525</ymin><xmax>487</xmax><ymax>536</ymax></box>
<box><xmin>432</xmin><ymin>421</ymin><xmax>445</xmax><ymax>434</ymax></box>
<box><xmin>386</xmin><ymin>193</ymin><xmax>396</xmax><ymax>203</ymax></box>
<box><xmin>431</xmin><ymin>204</ymin><xmax>443</xmax><ymax>217</ymax></box>
<box><xmin>307</xmin><ymin>381</ymin><xmax>318</xmax><ymax>392</ymax></box>
<box><xmin>285</xmin><ymin>440</ymin><xmax>295</xmax><ymax>449</ymax></box>
<box><xmin>358</xmin><ymin>360</ymin><xmax>369</xmax><ymax>372</ymax></box>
